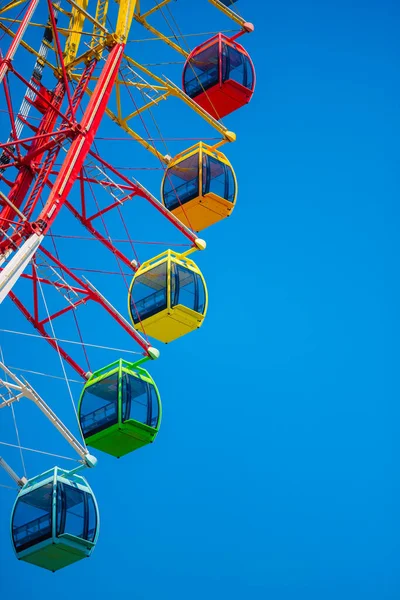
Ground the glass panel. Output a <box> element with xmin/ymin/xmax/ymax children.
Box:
<box><xmin>79</xmin><ymin>373</ymin><xmax>119</xmax><ymax>437</ymax></box>
<box><xmin>202</xmin><ymin>155</ymin><xmax>235</xmax><ymax>202</ymax></box>
<box><xmin>57</xmin><ymin>483</ymin><xmax>97</xmax><ymax>542</ymax></box>
<box><xmin>170</xmin><ymin>262</ymin><xmax>177</xmax><ymax>308</ymax></box>
<box><xmin>122</xmin><ymin>372</ymin><xmax>147</xmax><ymax>424</ymax></box>
<box><xmin>221</xmin><ymin>41</ymin><xmax>229</xmax><ymax>83</ymax></box>
<box><xmin>56</xmin><ymin>483</ymin><xmax>62</xmax><ymax>538</ymax></box>
<box><xmin>87</xmin><ymin>494</ymin><xmax>97</xmax><ymax>542</ymax></box>
<box><xmin>61</xmin><ymin>485</ymin><xmax>85</xmax><ymax>539</ymax></box>
<box><xmin>223</xmin><ymin>43</ymin><xmax>253</xmax><ymax>90</ymax></box>
<box><xmin>150</xmin><ymin>386</ymin><xmax>160</xmax><ymax>428</ymax></box>
<box><xmin>163</xmin><ymin>154</ymin><xmax>199</xmax><ymax>210</ymax></box>
<box><xmin>130</xmin><ymin>262</ymin><xmax>167</xmax><ymax>324</ymax></box>
<box><xmin>226</xmin><ymin>164</ymin><xmax>235</xmax><ymax>202</ymax></box>
<box><xmin>196</xmin><ymin>273</ymin><xmax>206</xmax><ymax>315</ymax></box>
<box><xmin>12</xmin><ymin>484</ymin><xmax>53</xmax><ymax>552</ymax></box>
<box><xmin>184</xmin><ymin>42</ymin><xmax>220</xmax><ymax>98</ymax></box>
<box><xmin>171</xmin><ymin>264</ymin><xmax>205</xmax><ymax>314</ymax></box>
<box><xmin>122</xmin><ymin>372</ymin><xmax>158</xmax><ymax>428</ymax></box>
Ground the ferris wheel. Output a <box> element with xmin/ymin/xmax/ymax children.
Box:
<box><xmin>0</xmin><ymin>0</ymin><xmax>255</xmax><ymax>571</ymax></box>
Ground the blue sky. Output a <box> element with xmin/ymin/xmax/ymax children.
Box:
<box><xmin>0</xmin><ymin>1</ymin><xmax>399</xmax><ymax>598</ymax></box>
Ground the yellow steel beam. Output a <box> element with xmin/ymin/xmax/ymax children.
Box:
<box><xmin>64</xmin><ymin>0</ymin><xmax>106</xmax><ymax>33</ymax></box>
<box><xmin>162</xmin><ymin>77</ymin><xmax>236</xmax><ymax>142</ymax></box>
<box><xmin>90</xmin><ymin>0</ymin><xmax>109</xmax><ymax>51</ymax></box>
<box><xmin>115</xmin><ymin>77</ymin><xmax>123</xmax><ymax>120</ymax></box>
<box><xmin>209</xmin><ymin>138</ymin><xmax>230</xmax><ymax>151</ymax></box>
<box><xmin>125</xmin><ymin>55</ymin><xmax>167</xmax><ymax>87</ymax></box>
<box><xmin>0</xmin><ymin>19</ymin><xmax>107</xmax><ymax>39</ymax></box>
<box><xmin>119</xmin><ymin>59</ymin><xmax>233</xmax><ymax>139</ymax></box>
<box><xmin>82</xmin><ymin>72</ymin><xmax>233</xmax><ymax>161</ymax></box>
<box><xmin>63</xmin><ymin>0</ymin><xmax>89</xmax><ymax>65</ymax></box>
<box><xmin>0</xmin><ymin>0</ymin><xmax>28</xmax><ymax>16</ymax></box>
<box><xmin>86</xmin><ymin>84</ymin><xmax>167</xmax><ymax>161</ymax></box>
<box><xmin>61</xmin><ymin>0</ymin><xmax>111</xmax><ymax>64</ymax></box>
<box><xmin>0</xmin><ymin>18</ymin><xmax>53</xmax><ymax>30</ymax></box>
<box><xmin>123</xmin><ymin>92</ymin><xmax>169</xmax><ymax>122</ymax></box>
<box><xmin>119</xmin><ymin>82</ymin><xmax>167</xmax><ymax>90</ymax></box>
<box><xmin>207</xmin><ymin>0</ymin><xmax>248</xmax><ymax>28</ymax></box>
<box><xmin>65</xmin><ymin>41</ymin><xmax>106</xmax><ymax>70</ymax></box>
<box><xmin>116</xmin><ymin>80</ymin><xmax>122</xmax><ymax>120</ymax></box>
<box><xmin>115</xmin><ymin>0</ymin><xmax>138</xmax><ymax>42</ymax></box>
<box><xmin>55</xmin><ymin>4</ymin><xmax>72</xmax><ymax>18</ymax></box>
<box><xmin>83</xmin><ymin>75</ymin><xmax>166</xmax><ymax>90</ymax></box>
<box><xmin>133</xmin><ymin>16</ymin><xmax>188</xmax><ymax>58</ymax></box>
<box><xmin>98</xmin><ymin>53</ymin><xmax>235</xmax><ymax>145</ymax></box>
<box><xmin>139</xmin><ymin>0</ymin><xmax>172</xmax><ymax>20</ymax></box>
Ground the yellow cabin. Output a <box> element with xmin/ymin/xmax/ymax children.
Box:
<box><xmin>128</xmin><ymin>250</ymin><xmax>208</xmax><ymax>343</ymax></box>
<box><xmin>161</xmin><ymin>143</ymin><xmax>237</xmax><ymax>231</ymax></box>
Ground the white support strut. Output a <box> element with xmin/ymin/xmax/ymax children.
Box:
<box><xmin>0</xmin><ymin>233</ymin><xmax>44</xmax><ymax>304</ymax></box>
<box><xmin>0</xmin><ymin>361</ymin><xmax>96</xmax><ymax>467</ymax></box>
<box><xmin>0</xmin><ymin>456</ymin><xmax>27</xmax><ymax>487</ymax></box>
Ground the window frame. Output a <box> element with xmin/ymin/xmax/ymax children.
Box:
<box><xmin>12</xmin><ymin>482</ymin><xmax>53</xmax><ymax>553</ymax></box>
<box><xmin>183</xmin><ymin>39</ymin><xmax>221</xmax><ymax>98</ymax></box>
<box><xmin>202</xmin><ymin>152</ymin><xmax>235</xmax><ymax>202</ymax></box>
<box><xmin>129</xmin><ymin>260</ymin><xmax>168</xmax><ymax>324</ymax></box>
<box><xmin>56</xmin><ymin>482</ymin><xmax>97</xmax><ymax>543</ymax></box>
<box><xmin>170</xmin><ymin>261</ymin><xmax>205</xmax><ymax>315</ymax></box>
<box><xmin>222</xmin><ymin>40</ymin><xmax>254</xmax><ymax>91</ymax></box>
<box><xmin>162</xmin><ymin>151</ymin><xmax>201</xmax><ymax>210</ymax></box>
<box><xmin>121</xmin><ymin>370</ymin><xmax>159</xmax><ymax>429</ymax></box>
<box><xmin>79</xmin><ymin>368</ymin><xmax>120</xmax><ymax>438</ymax></box>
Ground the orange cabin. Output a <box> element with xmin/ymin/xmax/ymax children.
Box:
<box><xmin>161</xmin><ymin>143</ymin><xmax>237</xmax><ymax>232</ymax></box>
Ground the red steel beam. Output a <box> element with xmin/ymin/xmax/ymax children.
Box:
<box><xmin>31</xmin><ymin>262</ymin><xmax>39</xmax><ymax>322</ymax></box>
<box><xmin>0</xmin><ymin>81</ymin><xmax>65</xmax><ymax>232</ymax></box>
<box><xmin>88</xmin><ymin>149</ymin><xmax>199</xmax><ymax>245</ymax></box>
<box><xmin>46</xmin><ymin>0</ymin><xmax>75</xmax><ymax>118</ymax></box>
<box><xmin>0</xmin><ymin>129</ymin><xmax>70</xmax><ymax>151</ymax></box>
<box><xmin>65</xmin><ymin>199</ymin><xmax>136</xmax><ymax>270</ymax></box>
<box><xmin>35</xmin><ymin>43</ymin><xmax>126</xmax><ymax>233</ymax></box>
<box><xmin>8</xmin><ymin>290</ymin><xmax>88</xmax><ymax>379</ymax></box>
<box><xmin>0</xmin><ymin>0</ymin><xmax>39</xmax><ymax>85</ymax></box>
<box><xmin>10</xmin><ymin>67</ymin><xmax>74</xmax><ymax>127</ymax></box>
<box><xmin>39</xmin><ymin>247</ymin><xmax>151</xmax><ymax>353</ymax></box>
<box><xmin>2</xmin><ymin>75</ymin><xmax>22</xmax><ymax>161</ymax></box>
<box><xmin>85</xmin><ymin>196</ymin><xmax>134</xmax><ymax>222</ymax></box>
<box><xmin>16</xmin><ymin>271</ymin><xmax>87</xmax><ymax>294</ymax></box>
<box><xmin>39</xmin><ymin>297</ymin><xmax>91</xmax><ymax>326</ymax></box>
<box><xmin>5</xmin><ymin>244</ymin><xmax>149</xmax><ymax>377</ymax></box>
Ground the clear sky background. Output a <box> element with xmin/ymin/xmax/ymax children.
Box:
<box><xmin>0</xmin><ymin>1</ymin><xmax>399</xmax><ymax>598</ymax></box>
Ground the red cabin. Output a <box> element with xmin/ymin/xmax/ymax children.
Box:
<box><xmin>182</xmin><ymin>33</ymin><xmax>255</xmax><ymax>120</ymax></box>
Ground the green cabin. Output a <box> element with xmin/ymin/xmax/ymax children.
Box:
<box><xmin>78</xmin><ymin>359</ymin><xmax>161</xmax><ymax>458</ymax></box>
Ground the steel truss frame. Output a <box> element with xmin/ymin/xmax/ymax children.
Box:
<box><xmin>0</xmin><ymin>1</ymin><xmax>203</xmax><ymax>378</ymax></box>
<box><xmin>0</xmin><ymin>0</ymin><xmax>249</xmax><ymax>379</ymax></box>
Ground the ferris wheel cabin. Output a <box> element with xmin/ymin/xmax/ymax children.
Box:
<box><xmin>128</xmin><ymin>250</ymin><xmax>207</xmax><ymax>343</ymax></box>
<box><xmin>162</xmin><ymin>143</ymin><xmax>237</xmax><ymax>231</ymax></box>
<box><xmin>78</xmin><ymin>359</ymin><xmax>161</xmax><ymax>458</ymax></box>
<box><xmin>11</xmin><ymin>468</ymin><xmax>99</xmax><ymax>572</ymax></box>
<box><xmin>182</xmin><ymin>33</ymin><xmax>255</xmax><ymax>120</ymax></box>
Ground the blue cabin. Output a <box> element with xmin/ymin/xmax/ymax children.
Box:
<box><xmin>11</xmin><ymin>467</ymin><xmax>99</xmax><ymax>571</ymax></box>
